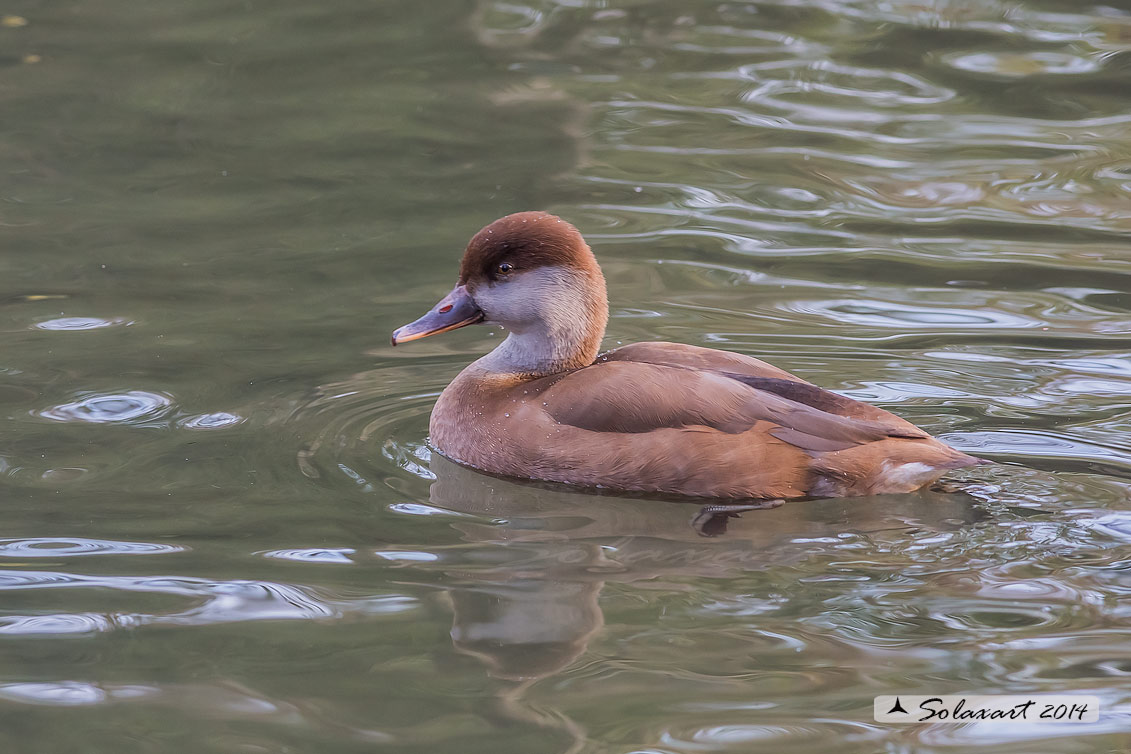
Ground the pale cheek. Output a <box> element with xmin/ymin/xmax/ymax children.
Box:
<box><xmin>475</xmin><ymin>286</ymin><xmax>536</xmax><ymax>323</ymax></box>
<box><xmin>471</xmin><ymin>268</ymin><xmax>579</xmax><ymax>328</ymax></box>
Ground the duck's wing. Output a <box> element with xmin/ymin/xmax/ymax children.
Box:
<box><xmin>596</xmin><ymin>341</ymin><xmax>928</xmax><ymax>436</ymax></box>
<box><xmin>540</xmin><ymin>359</ymin><xmax>927</xmax><ymax>454</ymax></box>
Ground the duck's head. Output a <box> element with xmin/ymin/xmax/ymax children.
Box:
<box><xmin>392</xmin><ymin>211</ymin><xmax>608</xmax><ymax>375</ymax></box>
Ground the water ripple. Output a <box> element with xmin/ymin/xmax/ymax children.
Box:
<box><xmin>286</xmin><ymin>365</ymin><xmax>447</xmax><ymax>493</ymax></box>
<box><xmin>0</xmin><ymin>681</ymin><xmax>157</xmax><ymax>706</ymax></box>
<box><xmin>177</xmin><ymin>411</ymin><xmax>245</xmax><ymax>429</ymax></box>
<box><xmin>33</xmin><ymin>316</ymin><xmax>132</xmax><ymax>331</ymax></box>
<box><xmin>943</xmin><ymin>51</ymin><xmax>1101</xmax><ymax>78</ymax></box>
<box><xmin>0</xmin><ymin>538</ymin><xmax>184</xmax><ymax>557</ymax></box>
<box><xmin>0</xmin><ymin>613</ymin><xmax>119</xmax><ymax>636</ymax></box>
<box><xmin>945</xmin><ymin>430</ymin><xmax>1131</xmax><ymax>469</ymax></box>
<box><xmin>36</xmin><ymin>391</ymin><xmax>174</xmax><ymax>425</ymax></box>
<box><xmin>0</xmin><ymin>570</ymin><xmax>417</xmax><ymax>634</ymax></box>
<box><xmin>779</xmin><ymin>299</ymin><xmax>1038</xmax><ymax>329</ymax></box>
<box><xmin>260</xmin><ymin>548</ymin><xmax>356</xmax><ymax>564</ymax></box>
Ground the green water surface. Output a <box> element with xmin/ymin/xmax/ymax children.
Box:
<box><xmin>1</xmin><ymin>0</ymin><xmax>1130</xmax><ymax>751</ymax></box>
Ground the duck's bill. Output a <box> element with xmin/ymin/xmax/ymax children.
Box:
<box><xmin>391</xmin><ymin>284</ymin><xmax>485</xmax><ymax>345</ymax></box>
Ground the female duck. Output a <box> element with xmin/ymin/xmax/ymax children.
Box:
<box><xmin>392</xmin><ymin>212</ymin><xmax>981</xmax><ymax>499</ymax></box>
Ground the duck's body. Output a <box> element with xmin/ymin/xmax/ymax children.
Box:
<box><xmin>393</xmin><ymin>212</ymin><xmax>982</xmax><ymax>500</ymax></box>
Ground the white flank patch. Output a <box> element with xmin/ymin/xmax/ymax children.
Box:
<box><xmin>882</xmin><ymin>460</ymin><xmax>940</xmax><ymax>487</ymax></box>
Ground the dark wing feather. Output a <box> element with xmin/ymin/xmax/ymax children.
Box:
<box><xmin>719</xmin><ymin>373</ymin><xmax>928</xmax><ymax>440</ymax></box>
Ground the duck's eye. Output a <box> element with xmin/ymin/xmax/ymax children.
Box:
<box><xmin>496</xmin><ymin>262</ymin><xmax>513</xmax><ymax>275</ymax></box>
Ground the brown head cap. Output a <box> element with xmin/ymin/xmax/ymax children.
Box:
<box><xmin>459</xmin><ymin>211</ymin><xmax>599</xmax><ymax>284</ymax></box>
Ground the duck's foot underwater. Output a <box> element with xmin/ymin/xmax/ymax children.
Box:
<box><xmin>692</xmin><ymin>499</ymin><xmax>784</xmax><ymax>537</ymax></box>
<box><xmin>930</xmin><ymin>478</ymin><xmax>981</xmax><ymax>495</ymax></box>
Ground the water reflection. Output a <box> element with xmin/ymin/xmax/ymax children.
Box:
<box><xmin>427</xmin><ymin>454</ymin><xmax>986</xmax><ymax>706</ymax></box>
<box><xmin>416</xmin><ymin>454</ymin><xmax>1008</xmax><ymax>750</ymax></box>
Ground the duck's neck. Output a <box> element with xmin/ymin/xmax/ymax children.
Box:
<box><xmin>475</xmin><ymin>271</ymin><xmax>608</xmax><ymax>378</ymax></box>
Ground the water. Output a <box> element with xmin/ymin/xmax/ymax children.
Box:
<box><xmin>1</xmin><ymin>0</ymin><xmax>1130</xmax><ymax>751</ymax></box>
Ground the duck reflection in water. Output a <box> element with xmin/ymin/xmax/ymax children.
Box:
<box><xmin>426</xmin><ymin>453</ymin><xmax>987</xmax><ymax>749</ymax></box>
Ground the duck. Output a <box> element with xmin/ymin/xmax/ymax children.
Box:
<box><xmin>391</xmin><ymin>211</ymin><xmax>984</xmax><ymax>500</ymax></box>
